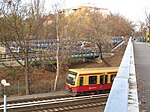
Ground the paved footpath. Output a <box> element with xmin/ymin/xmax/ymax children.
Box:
<box><xmin>134</xmin><ymin>42</ymin><xmax>150</xmax><ymax>111</ymax></box>
<box><xmin>0</xmin><ymin>91</ymin><xmax>67</xmax><ymax>103</ymax></box>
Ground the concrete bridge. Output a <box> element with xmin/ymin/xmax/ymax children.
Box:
<box><xmin>105</xmin><ymin>38</ymin><xmax>150</xmax><ymax>112</ymax></box>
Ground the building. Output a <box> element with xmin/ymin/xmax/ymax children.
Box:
<box><xmin>63</xmin><ymin>5</ymin><xmax>109</xmax><ymax>16</ymax></box>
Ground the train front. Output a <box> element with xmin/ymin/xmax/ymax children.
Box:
<box><xmin>65</xmin><ymin>70</ymin><xmax>78</xmax><ymax>96</ymax></box>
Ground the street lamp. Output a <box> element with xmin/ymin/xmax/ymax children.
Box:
<box><xmin>1</xmin><ymin>79</ymin><xmax>10</xmax><ymax>112</ymax></box>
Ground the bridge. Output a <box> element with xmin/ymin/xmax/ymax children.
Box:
<box><xmin>105</xmin><ymin>37</ymin><xmax>149</xmax><ymax>112</ymax></box>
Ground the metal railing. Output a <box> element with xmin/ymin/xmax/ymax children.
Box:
<box><xmin>104</xmin><ymin>37</ymin><xmax>139</xmax><ymax>112</ymax></box>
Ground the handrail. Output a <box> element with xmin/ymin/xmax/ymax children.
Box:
<box><xmin>104</xmin><ymin>37</ymin><xmax>139</xmax><ymax>112</ymax></box>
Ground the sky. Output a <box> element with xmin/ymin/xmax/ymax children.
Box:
<box><xmin>1</xmin><ymin>0</ymin><xmax>150</xmax><ymax>22</ymax></box>
<box><xmin>45</xmin><ymin>0</ymin><xmax>150</xmax><ymax>22</ymax></box>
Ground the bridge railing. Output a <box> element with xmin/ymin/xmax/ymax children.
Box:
<box><xmin>104</xmin><ymin>37</ymin><xmax>139</xmax><ymax>112</ymax></box>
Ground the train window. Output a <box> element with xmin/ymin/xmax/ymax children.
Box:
<box><xmin>89</xmin><ymin>76</ymin><xmax>97</xmax><ymax>84</ymax></box>
<box><xmin>80</xmin><ymin>77</ymin><xmax>83</xmax><ymax>86</ymax></box>
<box><xmin>100</xmin><ymin>75</ymin><xmax>104</xmax><ymax>84</ymax></box>
<box><xmin>110</xmin><ymin>74</ymin><xmax>116</xmax><ymax>83</ymax></box>
<box><xmin>66</xmin><ymin>71</ymin><xmax>77</xmax><ymax>85</ymax></box>
<box><xmin>105</xmin><ymin>75</ymin><xmax>108</xmax><ymax>84</ymax></box>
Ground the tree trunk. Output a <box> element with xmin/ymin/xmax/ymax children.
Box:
<box><xmin>96</xmin><ymin>42</ymin><xmax>110</xmax><ymax>67</ymax></box>
<box><xmin>96</xmin><ymin>42</ymin><xmax>103</xmax><ymax>59</ymax></box>
<box><xmin>25</xmin><ymin>55</ymin><xmax>30</xmax><ymax>95</ymax></box>
<box><xmin>54</xmin><ymin>41</ymin><xmax>59</xmax><ymax>91</ymax></box>
<box><xmin>54</xmin><ymin>13</ymin><xmax>59</xmax><ymax>91</ymax></box>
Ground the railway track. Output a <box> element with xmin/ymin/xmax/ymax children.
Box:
<box><xmin>0</xmin><ymin>94</ymin><xmax>108</xmax><ymax>112</ymax></box>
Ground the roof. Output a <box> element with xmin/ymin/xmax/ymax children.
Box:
<box><xmin>69</xmin><ymin>67</ymin><xmax>118</xmax><ymax>74</ymax></box>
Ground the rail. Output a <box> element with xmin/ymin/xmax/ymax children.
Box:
<box><xmin>0</xmin><ymin>94</ymin><xmax>107</xmax><ymax>110</ymax></box>
<box><xmin>104</xmin><ymin>37</ymin><xmax>139</xmax><ymax>112</ymax></box>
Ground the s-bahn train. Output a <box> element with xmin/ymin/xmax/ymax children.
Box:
<box><xmin>65</xmin><ymin>67</ymin><xmax>118</xmax><ymax>96</ymax></box>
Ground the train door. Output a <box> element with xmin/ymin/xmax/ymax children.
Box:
<box><xmin>100</xmin><ymin>75</ymin><xmax>108</xmax><ymax>83</ymax></box>
<box><xmin>80</xmin><ymin>77</ymin><xmax>83</xmax><ymax>86</ymax></box>
<box><xmin>100</xmin><ymin>75</ymin><xmax>104</xmax><ymax>84</ymax></box>
<box><xmin>100</xmin><ymin>74</ymin><xmax>108</xmax><ymax>90</ymax></box>
<box><xmin>104</xmin><ymin>75</ymin><xmax>109</xmax><ymax>90</ymax></box>
<box><xmin>78</xmin><ymin>77</ymin><xmax>84</xmax><ymax>93</ymax></box>
<box><xmin>104</xmin><ymin>75</ymin><xmax>108</xmax><ymax>84</ymax></box>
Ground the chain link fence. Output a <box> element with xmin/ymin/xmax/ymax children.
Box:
<box><xmin>0</xmin><ymin>81</ymin><xmax>65</xmax><ymax>98</ymax></box>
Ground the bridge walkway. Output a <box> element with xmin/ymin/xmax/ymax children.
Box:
<box><xmin>134</xmin><ymin>42</ymin><xmax>150</xmax><ymax>111</ymax></box>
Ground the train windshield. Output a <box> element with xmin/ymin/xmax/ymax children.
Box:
<box><xmin>66</xmin><ymin>71</ymin><xmax>77</xmax><ymax>85</ymax></box>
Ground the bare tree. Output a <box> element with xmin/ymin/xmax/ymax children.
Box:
<box><xmin>104</xmin><ymin>13</ymin><xmax>134</xmax><ymax>37</ymax></box>
<box><xmin>78</xmin><ymin>8</ymin><xmax>110</xmax><ymax>65</ymax></box>
<box><xmin>51</xmin><ymin>4</ymin><xmax>66</xmax><ymax>91</ymax></box>
<box><xmin>72</xmin><ymin>8</ymin><xmax>134</xmax><ymax>65</ymax></box>
<box><xmin>134</xmin><ymin>21</ymin><xmax>146</xmax><ymax>37</ymax></box>
<box><xmin>145</xmin><ymin>11</ymin><xmax>150</xmax><ymax>42</ymax></box>
<box><xmin>0</xmin><ymin>0</ymin><xmax>47</xmax><ymax>95</ymax></box>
